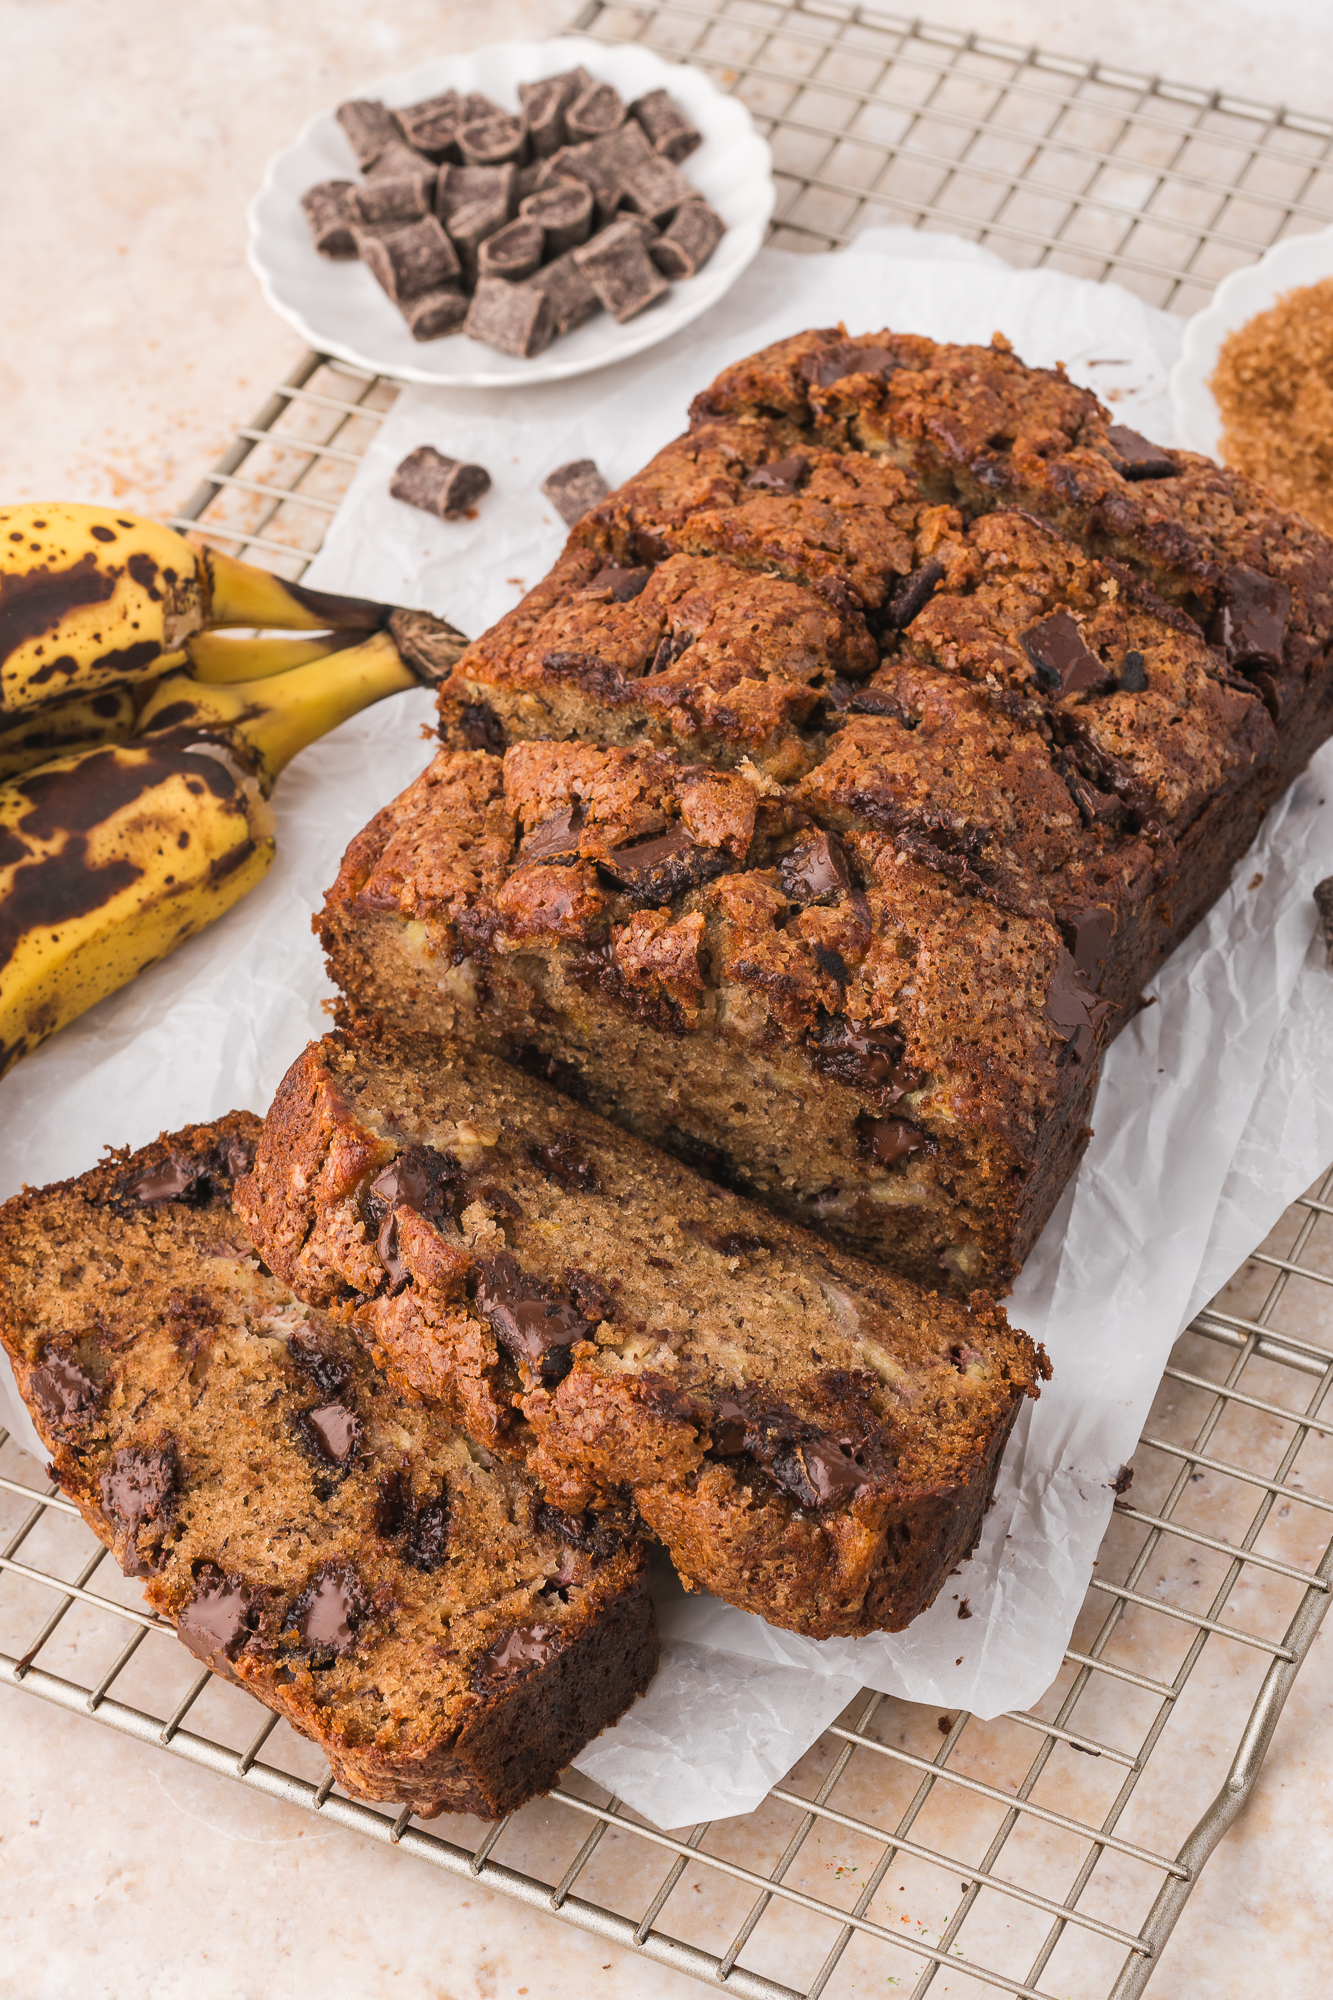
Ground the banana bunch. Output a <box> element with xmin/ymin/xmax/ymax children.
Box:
<box><xmin>0</xmin><ymin>504</ymin><xmax>470</xmax><ymax>1079</ymax></box>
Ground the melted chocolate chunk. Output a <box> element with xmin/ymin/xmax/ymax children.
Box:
<box><xmin>535</xmin><ymin>1500</ymin><xmax>621</xmax><ymax>1556</ymax></box>
<box><xmin>587</xmin><ymin>564</ymin><xmax>651</xmax><ymax>601</ymax></box>
<box><xmin>855</xmin><ymin>1113</ymin><xmax>926</xmax><ymax>1167</ymax></box>
<box><xmin>810</xmin><ymin>1015</ymin><xmax>919</xmax><ymax>1105</ymax></box>
<box><xmin>706</xmin><ymin>1388</ymin><xmax>873</xmax><ymax>1510</ymax></box>
<box><xmin>301</xmin><ymin>1400</ymin><xmax>361</xmax><ymax>1468</ymax></box>
<box><xmin>288</xmin><ymin>1337</ymin><xmax>351</xmax><ymax>1400</ymax></box>
<box><xmin>599</xmin><ymin>824</ymin><xmax>731</xmax><ymax>903</ymax></box>
<box><xmin>1209</xmin><ymin>564</ymin><xmax>1291</xmax><ymax>671</ymax></box>
<box><xmin>365</xmin><ymin>1144</ymin><xmax>463</xmax><ymax>1295</ymax></box>
<box><xmin>521</xmin><ymin>803</ymin><xmax>586</xmax><ymax>864</ymax></box>
<box><xmin>1021</xmin><ymin>611</ymin><xmax>1106</xmax><ymax>697</ymax></box>
<box><xmin>472</xmin><ymin>1621</ymin><xmax>563</xmax><ymax>1686</ymax></box>
<box><xmin>475</xmin><ymin>1251</ymin><xmax>591</xmax><ymax>1384</ymax></box>
<box><xmin>1043</xmin><ymin>948</ymin><xmax>1111</xmax><ymax>1063</ymax></box>
<box><xmin>100</xmin><ymin>1442</ymin><xmax>178</xmax><ymax>1575</ymax></box>
<box><xmin>292</xmin><ymin>1567</ymin><xmax>364</xmax><ymax>1661</ymax></box>
<box><xmin>116</xmin><ymin>1133</ymin><xmax>253</xmax><ymax>1207</ymax></box>
<box><xmin>745</xmin><ymin>454</ymin><xmax>810</xmax><ymax>495</ymax></box>
<box><xmin>800</xmin><ymin>342</ymin><xmax>901</xmax><ymax>389</ymax></box>
<box><xmin>770</xmin><ymin>1437</ymin><xmax>869</xmax><ymax>1510</ymax></box>
<box><xmin>526</xmin><ymin>1129</ymin><xmax>599</xmax><ymax>1192</ymax></box>
<box><xmin>458</xmin><ymin>700</ymin><xmax>507</xmax><ymax>753</ymax></box>
<box><xmin>27</xmin><ymin>1351</ymin><xmax>98</xmax><ymax>1428</ymax></box>
<box><xmin>177</xmin><ymin>1565</ymin><xmax>255</xmax><ymax>1672</ymax></box>
<box><xmin>814</xmin><ymin>944</ymin><xmax>848</xmax><ymax>982</ymax></box>
<box><xmin>1119</xmin><ymin>649</ymin><xmax>1148</xmax><ymax>693</ymax></box>
<box><xmin>564</xmin><ymin>1266</ymin><xmax>619</xmax><ymax>1325</ymax></box>
<box><xmin>885</xmin><ymin>562</ymin><xmax>945</xmax><ymax>630</ymax></box>
<box><xmin>781</xmin><ymin>831</ymin><xmax>852</xmax><ymax>903</ymax></box>
<box><xmin>1059</xmin><ymin>904</ymin><xmax>1115</xmax><ymax>988</ymax></box>
<box><xmin>1105</xmin><ymin>424</ymin><xmax>1176</xmax><ymax>479</ymax></box>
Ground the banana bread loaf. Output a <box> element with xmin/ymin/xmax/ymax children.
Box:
<box><xmin>235</xmin><ymin>1028</ymin><xmax>1046</xmax><ymax>1641</ymax></box>
<box><xmin>0</xmin><ymin>1115</ymin><xmax>658</xmax><ymax>1818</ymax></box>
<box><xmin>328</xmin><ymin>328</ymin><xmax>1331</xmax><ymax>1290</ymax></box>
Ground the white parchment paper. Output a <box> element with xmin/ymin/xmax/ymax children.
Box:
<box><xmin>4</xmin><ymin>232</ymin><xmax>1332</xmax><ymax>1831</ymax></box>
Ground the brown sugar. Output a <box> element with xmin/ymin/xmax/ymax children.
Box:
<box><xmin>1211</xmin><ymin>275</ymin><xmax>1333</xmax><ymax>533</ymax></box>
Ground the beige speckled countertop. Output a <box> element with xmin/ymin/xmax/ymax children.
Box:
<box><xmin>4</xmin><ymin>3</ymin><xmax>1333</xmax><ymax>1996</ymax></box>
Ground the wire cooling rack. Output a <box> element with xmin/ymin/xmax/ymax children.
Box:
<box><xmin>6</xmin><ymin>8</ymin><xmax>1333</xmax><ymax>1997</ymax></box>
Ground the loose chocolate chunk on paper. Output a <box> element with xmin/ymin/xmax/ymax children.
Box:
<box><xmin>566</xmin><ymin>80</ymin><xmax>626</xmax><ymax>142</ymax></box>
<box><xmin>620</xmin><ymin>153</ymin><xmax>697</xmax><ymax>225</ymax></box>
<box><xmin>397</xmin><ymin>89</ymin><xmax>463</xmax><ymax>161</ymax></box>
<box><xmin>520</xmin><ymin>67</ymin><xmax>591</xmax><ymax>156</ymax></box>
<box><xmin>1106</xmin><ymin>424</ymin><xmax>1176</xmax><ymax>480</ymax></box>
<box><xmin>336</xmin><ymin>99</ymin><xmax>402</xmax><ymax>169</ymax></box>
<box><xmin>436</xmin><ymin>161</ymin><xmax>516</xmax><ymax>220</ymax></box>
<box><xmin>346</xmin><ymin>169</ymin><xmax>436</xmax><ymax>226</ymax></box>
<box><xmin>465</xmin><ymin>275</ymin><xmax>556</xmax><ymax>357</ymax></box>
<box><xmin>574</xmin><ymin>217</ymin><xmax>669</xmax><ymax>322</ymax></box>
<box><xmin>390</xmin><ymin>445</ymin><xmax>492</xmax><ymax>519</ymax></box>
<box><xmin>520</xmin><ymin>178</ymin><xmax>594</xmax><ymax>256</ymax></box>
<box><xmin>301</xmin><ymin>180</ymin><xmax>358</xmax><ymax>258</ymax></box>
<box><xmin>630</xmin><ymin>88</ymin><xmax>702</xmax><ymax>163</ymax></box>
<box><xmin>1021</xmin><ymin>610</ymin><xmax>1106</xmax><ymax>696</ymax></box>
<box><xmin>477</xmin><ymin>217</ymin><xmax>544</xmax><ymax>282</ymax></box>
<box><xmin>1314</xmin><ymin>877</ymin><xmax>1333</xmax><ymax>967</ymax></box>
<box><xmin>402</xmin><ymin>287</ymin><xmax>469</xmax><ymax>341</ymax></box>
<box><xmin>649</xmin><ymin>200</ymin><xmax>725</xmax><ymax>279</ymax></box>
<box><xmin>460</xmin><ymin>112</ymin><xmax>527</xmax><ymax>168</ymax></box>
<box><xmin>1209</xmin><ymin>563</ymin><xmax>1291</xmax><ymax>671</ymax></box>
<box><xmin>444</xmin><ymin>195</ymin><xmax>511</xmax><ymax>283</ymax></box>
<box><xmin>366</xmin><ymin>139</ymin><xmax>435</xmax><ymax>182</ymax></box>
<box><xmin>528</xmin><ymin>248</ymin><xmax>602</xmax><ymax>335</ymax></box>
<box><xmin>542</xmin><ymin>458</ymin><xmax>610</xmax><ymax>526</ymax></box>
<box><xmin>356</xmin><ymin>215</ymin><xmax>460</xmax><ymax>302</ymax></box>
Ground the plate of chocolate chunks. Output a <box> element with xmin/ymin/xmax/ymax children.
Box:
<box><xmin>248</xmin><ymin>36</ymin><xmax>774</xmax><ymax>387</ymax></box>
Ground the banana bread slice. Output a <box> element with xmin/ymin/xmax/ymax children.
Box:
<box><xmin>0</xmin><ymin>1115</ymin><xmax>658</xmax><ymax>1819</ymax></box>
<box><xmin>235</xmin><ymin>1029</ymin><xmax>1046</xmax><ymax>1641</ymax></box>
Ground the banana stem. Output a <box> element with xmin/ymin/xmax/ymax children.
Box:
<box><xmin>184</xmin><ymin>629</ymin><xmax>363</xmax><ymax>684</ymax></box>
<box><xmin>200</xmin><ymin>547</ymin><xmax>390</xmax><ymax>634</ymax></box>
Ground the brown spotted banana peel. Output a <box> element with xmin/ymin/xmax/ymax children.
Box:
<box><xmin>0</xmin><ymin>619</ymin><xmax>461</xmax><ymax>1078</ymax></box>
<box><xmin>0</xmin><ymin>502</ymin><xmax>390</xmax><ymax>719</ymax></box>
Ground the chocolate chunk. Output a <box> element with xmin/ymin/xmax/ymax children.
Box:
<box><xmin>1209</xmin><ymin>563</ymin><xmax>1291</xmax><ymax>671</ymax></box>
<box><xmin>649</xmin><ymin>200</ymin><xmax>725</xmax><ymax>280</ymax></box>
<box><xmin>587</xmin><ymin>563</ymin><xmax>651</xmax><ymax>601</ymax></box>
<box><xmin>177</xmin><ymin>1566</ymin><xmax>255</xmax><ymax>1672</ymax></box>
<box><xmin>800</xmin><ymin>341</ymin><xmax>901</xmax><ymax>389</ymax></box>
<box><xmin>527</xmin><ymin>247</ymin><xmax>602</xmax><ymax>335</ymax></box>
<box><xmin>475</xmin><ymin>1251</ymin><xmax>591</xmax><ymax>1384</ymax></box>
<box><xmin>292</xmin><ymin>1566</ymin><xmax>364</xmax><ymax>1659</ymax></box>
<box><xmin>302</xmin><ymin>1400</ymin><xmax>361</xmax><ymax>1467</ymax></box>
<box><xmin>366</xmin><ymin>139</ymin><xmax>435</xmax><ymax>183</ymax></box>
<box><xmin>566</xmin><ymin>81</ymin><xmax>626</xmax><ymax>143</ymax></box>
<box><xmin>117</xmin><ymin>1140</ymin><xmax>244</xmax><ymax>1206</ymax></box>
<box><xmin>855</xmin><ymin>1113</ymin><xmax>926</xmax><ymax>1167</ymax></box>
<box><xmin>300</xmin><ymin>180</ymin><xmax>357</xmax><ymax>258</ymax></box>
<box><xmin>465</xmin><ymin>275</ymin><xmax>556</xmax><ymax>358</ymax></box>
<box><xmin>630</xmin><ymin>88</ymin><xmax>702</xmax><ymax>163</ymax></box>
<box><xmin>101</xmin><ymin>1443</ymin><xmax>178</xmax><ymax>1575</ymax></box>
<box><xmin>371</xmin><ymin>1144</ymin><xmax>463</xmax><ymax>1228</ymax></box>
<box><xmin>458</xmin><ymin>700</ymin><xmax>506</xmax><ymax>752</ymax></box>
<box><xmin>390</xmin><ymin>445</ymin><xmax>491</xmax><ymax>521</ymax></box>
<box><xmin>1021</xmin><ymin>610</ymin><xmax>1106</xmax><ymax>696</ymax></box>
<box><xmin>435</xmin><ymin>161</ymin><xmax>516</xmax><ymax>222</ymax></box>
<box><xmin>1119</xmin><ymin>649</ymin><xmax>1149</xmax><ymax>692</ymax></box>
<box><xmin>886</xmin><ymin>561</ymin><xmax>946</xmax><ymax>630</ymax></box>
<box><xmin>1106</xmin><ymin>424</ymin><xmax>1175</xmax><ymax>480</ymax></box>
<box><xmin>746</xmin><ymin>454</ymin><xmax>810</xmax><ymax>496</ymax></box>
<box><xmin>706</xmin><ymin>1388</ymin><xmax>872</xmax><ymax>1510</ymax></box>
<box><xmin>526</xmin><ymin>1129</ymin><xmax>599</xmax><ymax>1192</ymax></box>
<box><xmin>1110</xmin><ymin>1464</ymin><xmax>1134</xmax><ymax>1496</ymax></box>
<box><xmin>781</xmin><ymin>831</ymin><xmax>852</xmax><ymax>902</ymax></box>
<box><xmin>402</xmin><ymin>287</ymin><xmax>469</xmax><ymax>342</ymax></box>
<box><xmin>541</xmin><ymin>458</ymin><xmax>609</xmax><ymax>526</ymax></box>
<box><xmin>811</xmin><ymin>1016</ymin><xmax>918</xmax><ymax>1103</ymax></box>
<box><xmin>688</xmin><ymin>1224</ymin><xmax>773</xmax><ymax>1260</ymax></box>
<box><xmin>375</xmin><ymin>1467</ymin><xmax>451</xmax><ymax>1569</ymax></box>
<box><xmin>28</xmin><ymin>1351</ymin><xmax>99</xmax><ymax>1428</ymax></box>
<box><xmin>1043</xmin><ymin>948</ymin><xmax>1111</xmax><ymax>1063</ymax></box>
<box><xmin>599</xmin><ymin>824</ymin><xmax>731</xmax><ymax>902</ymax></box>
<box><xmin>473</xmin><ymin>1621</ymin><xmax>563</xmax><ymax>1686</ymax></box>
<box><xmin>459</xmin><ymin>112</ymin><xmax>527</xmax><ymax>168</ymax></box>
<box><xmin>444</xmin><ymin>196</ymin><xmax>511</xmax><ymax>284</ymax></box>
<box><xmin>619</xmin><ymin>154</ymin><xmax>696</xmax><ymax>226</ymax></box>
<box><xmin>513</xmin><ymin>1044</ymin><xmax>591</xmax><ymax>1103</ymax></box>
<box><xmin>1314</xmin><ymin>877</ymin><xmax>1333</xmax><ymax>967</ymax></box>
<box><xmin>574</xmin><ymin>218</ymin><xmax>669</xmax><ymax>322</ymax></box>
<box><xmin>356</xmin><ymin>215</ymin><xmax>460</xmax><ymax>302</ymax></box>
<box><xmin>460</xmin><ymin>90</ymin><xmax>506</xmax><ymax>123</ymax></box>
<box><xmin>564</xmin><ymin>1267</ymin><xmax>619</xmax><ymax>1326</ymax></box>
<box><xmin>335</xmin><ymin>99</ymin><xmax>402</xmax><ymax>169</ymax></box>
<box><xmin>521</xmin><ymin>803</ymin><xmax>586</xmax><ymax>863</ymax></box>
<box><xmin>1059</xmin><ymin>904</ymin><xmax>1115</xmax><ymax>987</ymax></box>
<box><xmin>520</xmin><ymin>179</ymin><xmax>594</xmax><ymax>257</ymax></box>
<box><xmin>519</xmin><ymin>68</ymin><xmax>591</xmax><ymax>157</ymax></box>
<box><xmin>476</xmin><ymin>217</ymin><xmax>544</xmax><ymax>282</ymax></box>
<box><xmin>397</xmin><ymin>90</ymin><xmax>464</xmax><ymax>162</ymax></box>
<box><xmin>770</xmin><ymin>1436</ymin><xmax>869</xmax><ymax>1510</ymax></box>
<box><xmin>346</xmin><ymin>169</ymin><xmax>436</xmax><ymax>226</ymax></box>
<box><xmin>556</xmin><ymin>123</ymin><xmax>653</xmax><ymax>222</ymax></box>
<box><xmin>287</xmin><ymin>1335</ymin><xmax>350</xmax><ymax>1400</ymax></box>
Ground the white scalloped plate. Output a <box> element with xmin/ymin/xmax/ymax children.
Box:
<box><xmin>1170</xmin><ymin>224</ymin><xmax>1333</xmax><ymax>456</ymax></box>
<box><xmin>247</xmin><ymin>37</ymin><xmax>775</xmax><ymax>389</ymax></box>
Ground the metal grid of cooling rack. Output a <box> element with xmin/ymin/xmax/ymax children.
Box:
<box><xmin>5</xmin><ymin>9</ymin><xmax>1333</xmax><ymax>1998</ymax></box>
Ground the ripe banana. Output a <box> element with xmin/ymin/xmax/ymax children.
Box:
<box><xmin>0</xmin><ymin>503</ymin><xmax>389</xmax><ymax>720</ymax></box>
<box><xmin>0</xmin><ymin>683</ymin><xmax>145</xmax><ymax>783</ymax></box>
<box><xmin>0</xmin><ymin>622</ymin><xmax>451</xmax><ymax>1077</ymax></box>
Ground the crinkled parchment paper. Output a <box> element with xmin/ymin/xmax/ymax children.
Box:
<box><xmin>4</xmin><ymin>232</ymin><xmax>1331</xmax><ymax>1829</ymax></box>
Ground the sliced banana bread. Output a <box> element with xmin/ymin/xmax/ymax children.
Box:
<box><xmin>0</xmin><ymin>1115</ymin><xmax>657</xmax><ymax>1819</ymax></box>
<box><xmin>235</xmin><ymin>1030</ymin><xmax>1046</xmax><ymax>1641</ymax></box>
